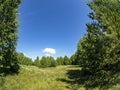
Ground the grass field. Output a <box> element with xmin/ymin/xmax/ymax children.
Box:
<box><xmin>2</xmin><ymin>65</ymin><xmax>120</xmax><ymax>90</ymax></box>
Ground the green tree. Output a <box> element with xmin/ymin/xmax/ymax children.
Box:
<box><xmin>49</xmin><ymin>56</ymin><xmax>56</xmax><ymax>67</ymax></box>
<box><xmin>56</xmin><ymin>56</ymin><xmax>64</xmax><ymax>65</ymax></box>
<box><xmin>63</xmin><ymin>56</ymin><xmax>70</xmax><ymax>65</ymax></box>
<box><xmin>17</xmin><ymin>53</ymin><xmax>33</xmax><ymax>66</ymax></box>
<box><xmin>0</xmin><ymin>0</ymin><xmax>21</xmax><ymax>74</ymax></box>
<box><xmin>76</xmin><ymin>0</ymin><xmax>120</xmax><ymax>89</ymax></box>
<box><xmin>40</xmin><ymin>56</ymin><xmax>50</xmax><ymax>68</ymax></box>
<box><xmin>88</xmin><ymin>0</ymin><xmax>120</xmax><ymax>74</ymax></box>
<box><xmin>40</xmin><ymin>56</ymin><xmax>56</xmax><ymax>68</ymax></box>
<box><xmin>34</xmin><ymin>56</ymin><xmax>40</xmax><ymax>67</ymax></box>
<box><xmin>70</xmin><ymin>54</ymin><xmax>78</xmax><ymax>65</ymax></box>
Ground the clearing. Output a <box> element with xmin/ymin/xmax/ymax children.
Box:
<box><xmin>3</xmin><ymin>65</ymin><xmax>120</xmax><ymax>90</ymax></box>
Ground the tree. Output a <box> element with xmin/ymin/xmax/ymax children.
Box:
<box><xmin>40</xmin><ymin>56</ymin><xmax>56</xmax><ymax>68</ymax></box>
<box><xmin>56</xmin><ymin>56</ymin><xmax>64</xmax><ymax>65</ymax></box>
<box><xmin>87</xmin><ymin>0</ymin><xmax>120</xmax><ymax>74</ymax></box>
<box><xmin>63</xmin><ymin>56</ymin><xmax>70</xmax><ymax>65</ymax></box>
<box><xmin>0</xmin><ymin>0</ymin><xmax>21</xmax><ymax>74</ymax></box>
<box><xmin>40</xmin><ymin>56</ymin><xmax>48</xmax><ymax>68</ymax></box>
<box><xmin>76</xmin><ymin>0</ymin><xmax>120</xmax><ymax>89</ymax></box>
<box><xmin>34</xmin><ymin>56</ymin><xmax>40</xmax><ymax>67</ymax></box>
<box><xmin>17</xmin><ymin>53</ymin><xmax>33</xmax><ymax>66</ymax></box>
<box><xmin>49</xmin><ymin>56</ymin><xmax>57</xmax><ymax>67</ymax></box>
<box><xmin>70</xmin><ymin>54</ymin><xmax>78</xmax><ymax>65</ymax></box>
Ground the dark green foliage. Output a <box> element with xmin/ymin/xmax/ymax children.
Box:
<box><xmin>70</xmin><ymin>54</ymin><xmax>78</xmax><ymax>65</ymax></box>
<box><xmin>40</xmin><ymin>56</ymin><xmax>56</xmax><ymax>68</ymax></box>
<box><xmin>50</xmin><ymin>58</ymin><xmax>57</xmax><ymax>67</ymax></box>
<box><xmin>0</xmin><ymin>0</ymin><xmax>21</xmax><ymax>74</ymax></box>
<box><xmin>33</xmin><ymin>56</ymin><xmax>40</xmax><ymax>67</ymax></box>
<box><xmin>40</xmin><ymin>56</ymin><xmax>49</xmax><ymax>68</ymax></box>
<box><xmin>17</xmin><ymin>53</ymin><xmax>33</xmax><ymax>66</ymax></box>
<box><xmin>75</xmin><ymin>0</ymin><xmax>120</xmax><ymax>89</ymax></box>
<box><xmin>56</xmin><ymin>56</ymin><xmax>64</xmax><ymax>65</ymax></box>
<box><xmin>70</xmin><ymin>54</ymin><xmax>75</xmax><ymax>65</ymax></box>
<box><xmin>63</xmin><ymin>56</ymin><xmax>71</xmax><ymax>65</ymax></box>
<box><xmin>56</xmin><ymin>56</ymin><xmax>72</xmax><ymax>65</ymax></box>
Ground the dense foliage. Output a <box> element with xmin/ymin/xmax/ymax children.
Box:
<box><xmin>32</xmin><ymin>55</ymin><xmax>73</xmax><ymax>68</ymax></box>
<box><xmin>63</xmin><ymin>56</ymin><xmax>71</xmax><ymax>65</ymax></box>
<box><xmin>75</xmin><ymin>0</ymin><xmax>120</xmax><ymax>89</ymax></box>
<box><xmin>17</xmin><ymin>54</ymin><xmax>74</xmax><ymax>68</ymax></box>
<box><xmin>17</xmin><ymin>53</ymin><xmax>33</xmax><ymax>66</ymax></box>
<box><xmin>0</xmin><ymin>0</ymin><xmax>21</xmax><ymax>74</ymax></box>
<box><xmin>56</xmin><ymin>56</ymin><xmax>64</xmax><ymax>65</ymax></box>
<box><xmin>33</xmin><ymin>56</ymin><xmax>40</xmax><ymax>67</ymax></box>
<box><xmin>40</xmin><ymin>56</ymin><xmax>57</xmax><ymax>68</ymax></box>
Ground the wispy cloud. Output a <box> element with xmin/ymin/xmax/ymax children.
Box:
<box><xmin>43</xmin><ymin>48</ymin><xmax>56</xmax><ymax>56</ymax></box>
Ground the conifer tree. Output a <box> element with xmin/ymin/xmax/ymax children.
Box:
<box><xmin>76</xmin><ymin>0</ymin><xmax>120</xmax><ymax>89</ymax></box>
<box><xmin>0</xmin><ymin>0</ymin><xmax>21</xmax><ymax>74</ymax></box>
<box><xmin>56</xmin><ymin>56</ymin><xmax>64</xmax><ymax>65</ymax></box>
<box><xmin>63</xmin><ymin>56</ymin><xmax>70</xmax><ymax>65</ymax></box>
<box><xmin>34</xmin><ymin>56</ymin><xmax>40</xmax><ymax>67</ymax></box>
<box><xmin>17</xmin><ymin>53</ymin><xmax>33</xmax><ymax>66</ymax></box>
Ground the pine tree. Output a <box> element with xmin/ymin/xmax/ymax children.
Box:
<box><xmin>49</xmin><ymin>56</ymin><xmax>56</xmax><ymax>67</ymax></box>
<box><xmin>56</xmin><ymin>56</ymin><xmax>64</xmax><ymax>65</ymax></box>
<box><xmin>17</xmin><ymin>53</ymin><xmax>33</xmax><ymax>66</ymax></box>
<box><xmin>34</xmin><ymin>56</ymin><xmax>40</xmax><ymax>67</ymax></box>
<box><xmin>70</xmin><ymin>53</ymin><xmax>79</xmax><ymax>65</ymax></box>
<box><xmin>40</xmin><ymin>56</ymin><xmax>51</xmax><ymax>68</ymax></box>
<box><xmin>76</xmin><ymin>0</ymin><xmax>120</xmax><ymax>89</ymax></box>
<box><xmin>0</xmin><ymin>0</ymin><xmax>21</xmax><ymax>74</ymax></box>
<box><xmin>63</xmin><ymin>56</ymin><xmax>70</xmax><ymax>65</ymax></box>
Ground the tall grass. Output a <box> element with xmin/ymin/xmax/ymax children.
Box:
<box><xmin>3</xmin><ymin>65</ymin><xmax>74</xmax><ymax>90</ymax></box>
<box><xmin>2</xmin><ymin>65</ymin><xmax>120</xmax><ymax>90</ymax></box>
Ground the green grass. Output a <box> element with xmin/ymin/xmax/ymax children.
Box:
<box><xmin>2</xmin><ymin>65</ymin><xmax>120</xmax><ymax>90</ymax></box>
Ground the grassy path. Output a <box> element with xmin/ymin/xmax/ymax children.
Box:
<box><xmin>3</xmin><ymin>65</ymin><xmax>120</xmax><ymax>90</ymax></box>
<box><xmin>3</xmin><ymin>65</ymin><xmax>82</xmax><ymax>90</ymax></box>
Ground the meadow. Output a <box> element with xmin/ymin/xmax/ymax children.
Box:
<box><xmin>1</xmin><ymin>65</ymin><xmax>120</xmax><ymax>90</ymax></box>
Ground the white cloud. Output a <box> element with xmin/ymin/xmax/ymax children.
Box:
<box><xmin>43</xmin><ymin>48</ymin><xmax>56</xmax><ymax>56</ymax></box>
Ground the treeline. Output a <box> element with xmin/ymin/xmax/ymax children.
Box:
<box><xmin>17</xmin><ymin>53</ymin><xmax>77</xmax><ymax>68</ymax></box>
<box><xmin>17</xmin><ymin>53</ymin><xmax>33</xmax><ymax>66</ymax></box>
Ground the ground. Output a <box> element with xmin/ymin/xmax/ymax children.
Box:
<box><xmin>2</xmin><ymin>65</ymin><xmax>120</xmax><ymax>90</ymax></box>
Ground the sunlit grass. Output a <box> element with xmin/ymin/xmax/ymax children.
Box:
<box><xmin>3</xmin><ymin>65</ymin><xmax>78</xmax><ymax>90</ymax></box>
<box><xmin>2</xmin><ymin>65</ymin><xmax>120</xmax><ymax>90</ymax></box>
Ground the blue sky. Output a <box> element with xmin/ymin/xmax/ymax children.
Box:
<box><xmin>17</xmin><ymin>0</ymin><xmax>91</xmax><ymax>60</ymax></box>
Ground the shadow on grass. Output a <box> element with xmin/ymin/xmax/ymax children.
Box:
<box><xmin>59</xmin><ymin>70</ymin><xmax>82</xmax><ymax>83</ymax></box>
<box><xmin>57</xmin><ymin>67</ymin><xmax>120</xmax><ymax>90</ymax></box>
<box><xmin>57</xmin><ymin>68</ymin><xmax>92</xmax><ymax>90</ymax></box>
